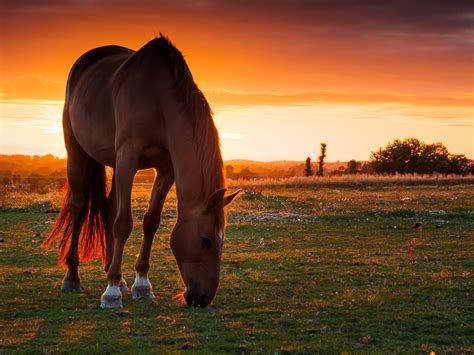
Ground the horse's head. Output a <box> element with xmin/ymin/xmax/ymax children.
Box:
<box><xmin>170</xmin><ymin>188</ymin><xmax>240</xmax><ymax>307</ymax></box>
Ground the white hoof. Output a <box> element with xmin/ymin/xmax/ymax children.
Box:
<box><xmin>131</xmin><ymin>274</ymin><xmax>155</xmax><ymax>300</ymax></box>
<box><xmin>100</xmin><ymin>285</ymin><xmax>123</xmax><ymax>308</ymax></box>
<box><xmin>119</xmin><ymin>278</ymin><xmax>129</xmax><ymax>293</ymax></box>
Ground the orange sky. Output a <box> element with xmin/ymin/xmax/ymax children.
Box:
<box><xmin>1</xmin><ymin>1</ymin><xmax>473</xmax><ymax>160</ymax></box>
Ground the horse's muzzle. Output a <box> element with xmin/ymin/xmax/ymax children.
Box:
<box><xmin>184</xmin><ymin>289</ymin><xmax>210</xmax><ymax>308</ymax></box>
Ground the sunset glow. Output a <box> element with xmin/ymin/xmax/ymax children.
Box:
<box><xmin>1</xmin><ymin>1</ymin><xmax>473</xmax><ymax>160</ymax></box>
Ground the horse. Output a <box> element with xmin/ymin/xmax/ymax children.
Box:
<box><xmin>43</xmin><ymin>34</ymin><xmax>240</xmax><ymax>308</ymax></box>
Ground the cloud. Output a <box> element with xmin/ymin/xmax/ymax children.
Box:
<box><xmin>2</xmin><ymin>0</ymin><xmax>472</xmax><ymax>103</ymax></box>
<box><xmin>2</xmin><ymin>89</ymin><xmax>472</xmax><ymax>126</ymax></box>
<box><xmin>0</xmin><ymin>100</ymin><xmax>63</xmax><ymax>133</ymax></box>
<box><xmin>442</xmin><ymin>123</ymin><xmax>474</xmax><ymax>127</ymax></box>
<box><xmin>3</xmin><ymin>1</ymin><xmax>473</xmax><ymax>39</ymax></box>
<box><xmin>206</xmin><ymin>90</ymin><xmax>474</xmax><ymax>108</ymax></box>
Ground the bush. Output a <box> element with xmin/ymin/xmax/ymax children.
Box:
<box><xmin>28</xmin><ymin>173</ymin><xmax>50</xmax><ymax>193</ymax></box>
<box><xmin>346</xmin><ymin>160</ymin><xmax>361</xmax><ymax>174</ymax></box>
<box><xmin>370</xmin><ymin>138</ymin><xmax>471</xmax><ymax>175</ymax></box>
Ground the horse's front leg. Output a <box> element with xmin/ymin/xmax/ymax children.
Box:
<box><xmin>101</xmin><ymin>151</ymin><xmax>137</xmax><ymax>308</ymax></box>
<box><xmin>132</xmin><ymin>169</ymin><xmax>174</xmax><ymax>299</ymax></box>
<box><xmin>104</xmin><ymin>173</ymin><xmax>128</xmax><ymax>293</ymax></box>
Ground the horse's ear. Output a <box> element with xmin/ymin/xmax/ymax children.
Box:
<box><xmin>207</xmin><ymin>188</ymin><xmax>227</xmax><ymax>209</ymax></box>
<box><xmin>223</xmin><ymin>189</ymin><xmax>241</xmax><ymax>206</ymax></box>
<box><xmin>207</xmin><ymin>189</ymin><xmax>241</xmax><ymax>209</ymax></box>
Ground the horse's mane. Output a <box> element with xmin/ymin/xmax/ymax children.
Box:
<box><xmin>155</xmin><ymin>34</ymin><xmax>225</xmax><ymax>200</ymax></box>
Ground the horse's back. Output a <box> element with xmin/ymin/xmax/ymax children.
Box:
<box><xmin>66</xmin><ymin>45</ymin><xmax>135</xmax><ymax>166</ymax></box>
<box><xmin>66</xmin><ymin>45</ymin><xmax>134</xmax><ymax>103</ymax></box>
<box><xmin>66</xmin><ymin>38</ymin><xmax>179</xmax><ymax>169</ymax></box>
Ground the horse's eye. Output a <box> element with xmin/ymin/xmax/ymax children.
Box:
<box><xmin>201</xmin><ymin>236</ymin><xmax>212</xmax><ymax>250</ymax></box>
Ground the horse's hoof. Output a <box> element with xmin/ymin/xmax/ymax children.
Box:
<box><xmin>61</xmin><ymin>278</ymin><xmax>81</xmax><ymax>292</ymax></box>
<box><xmin>100</xmin><ymin>285</ymin><xmax>123</xmax><ymax>308</ymax></box>
<box><xmin>131</xmin><ymin>274</ymin><xmax>154</xmax><ymax>300</ymax></box>
<box><xmin>119</xmin><ymin>278</ymin><xmax>129</xmax><ymax>293</ymax></box>
<box><xmin>132</xmin><ymin>287</ymin><xmax>155</xmax><ymax>300</ymax></box>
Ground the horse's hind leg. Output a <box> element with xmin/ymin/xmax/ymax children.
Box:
<box><xmin>132</xmin><ymin>169</ymin><xmax>174</xmax><ymax>299</ymax></box>
<box><xmin>61</xmin><ymin>151</ymin><xmax>89</xmax><ymax>292</ymax></box>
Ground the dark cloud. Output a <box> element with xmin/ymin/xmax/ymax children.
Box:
<box><xmin>1</xmin><ymin>0</ymin><xmax>472</xmax><ymax>98</ymax></box>
<box><xmin>2</xmin><ymin>0</ymin><xmax>472</xmax><ymax>53</ymax></box>
<box><xmin>3</xmin><ymin>0</ymin><xmax>473</xmax><ymax>36</ymax></box>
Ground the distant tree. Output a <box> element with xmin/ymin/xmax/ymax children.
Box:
<box><xmin>225</xmin><ymin>165</ymin><xmax>236</xmax><ymax>179</ymax></box>
<box><xmin>286</xmin><ymin>167</ymin><xmax>297</xmax><ymax>178</ymax></box>
<box><xmin>416</xmin><ymin>142</ymin><xmax>451</xmax><ymax>174</ymax></box>
<box><xmin>0</xmin><ymin>170</ymin><xmax>12</xmax><ymax>185</ymax></box>
<box><xmin>360</xmin><ymin>163</ymin><xmax>375</xmax><ymax>174</ymax></box>
<box><xmin>237</xmin><ymin>166</ymin><xmax>256</xmax><ymax>180</ymax></box>
<box><xmin>12</xmin><ymin>174</ymin><xmax>21</xmax><ymax>184</ymax></box>
<box><xmin>316</xmin><ymin>143</ymin><xmax>327</xmax><ymax>176</ymax></box>
<box><xmin>304</xmin><ymin>157</ymin><xmax>313</xmax><ymax>177</ymax></box>
<box><xmin>28</xmin><ymin>173</ymin><xmax>50</xmax><ymax>193</ymax></box>
<box><xmin>370</xmin><ymin>138</ymin><xmax>470</xmax><ymax>175</ymax></box>
<box><xmin>448</xmin><ymin>154</ymin><xmax>471</xmax><ymax>175</ymax></box>
<box><xmin>346</xmin><ymin>159</ymin><xmax>360</xmax><ymax>174</ymax></box>
<box><xmin>468</xmin><ymin>162</ymin><xmax>474</xmax><ymax>175</ymax></box>
<box><xmin>370</xmin><ymin>138</ymin><xmax>424</xmax><ymax>174</ymax></box>
<box><xmin>49</xmin><ymin>169</ymin><xmax>67</xmax><ymax>188</ymax></box>
<box><xmin>329</xmin><ymin>165</ymin><xmax>345</xmax><ymax>176</ymax></box>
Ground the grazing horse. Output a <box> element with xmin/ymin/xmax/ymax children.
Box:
<box><xmin>43</xmin><ymin>35</ymin><xmax>240</xmax><ymax>308</ymax></box>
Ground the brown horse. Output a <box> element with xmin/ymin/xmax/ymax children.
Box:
<box><xmin>43</xmin><ymin>35</ymin><xmax>240</xmax><ymax>308</ymax></box>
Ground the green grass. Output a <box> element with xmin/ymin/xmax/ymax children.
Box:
<box><xmin>0</xmin><ymin>185</ymin><xmax>473</xmax><ymax>352</ymax></box>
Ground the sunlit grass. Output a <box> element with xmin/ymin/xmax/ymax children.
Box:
<box><xmin>0</xmin><ymin>184</ymin><xmax>473</xmax><ymax>352</ymax></box>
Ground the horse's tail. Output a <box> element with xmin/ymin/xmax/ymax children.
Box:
<box><xmin>42</xmin><ymin>159</ymin><xmax>109</xmax><ymax>267</ymax></box>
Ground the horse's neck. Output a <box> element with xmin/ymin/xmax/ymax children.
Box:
<box><xmin>173</xmin><ymin>149</ymin><xmax>204</xmax><ymax>205</ymax></box>
<box><xmin>167</xmin><ymin>115</ymin><xmax>220</xmax><ymax>207</ymax></box>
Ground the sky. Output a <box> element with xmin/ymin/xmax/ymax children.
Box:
<box><xmin>1</xmin><ymin>0</ymin><xmax>473</xmax><ymax>161</ymax></box>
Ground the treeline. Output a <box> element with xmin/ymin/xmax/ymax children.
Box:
<box><xmin>0</xmin><ymin>154</ymin><xmax>66</xmax><ymax>193</ymax></box>
<box><xmin>0</xmin><ymin>155</ymin><xmax>155</xmax><ymax>192</ymax></box>
<box><xmin>0</xmin><ymin>154</ymin><xmax>66</xmax><ymax>178</ymax></box>
<box><xmin>0</xmin><ymin>155</ymin><xmax>341</xmax><ymax>186</ymax></box>
<box><xmin>305</xmin><ymin>143</ymin><xmax>375</xmax><ymax>177</ymax></box>
<box><xmin>0</xmin><ymin>137</ymin><xmax>472</xmax><ymax>193</ymax></box>
<box><xmin>304</xmin><ymin>138</ymin><xmax>472</xmax><ymax>177</ymax></box>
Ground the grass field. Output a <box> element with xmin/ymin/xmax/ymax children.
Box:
<box><xmin>0</xmin><ymin>183</ymin><xmax>473</xmax><ymax>352</ymax></box>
